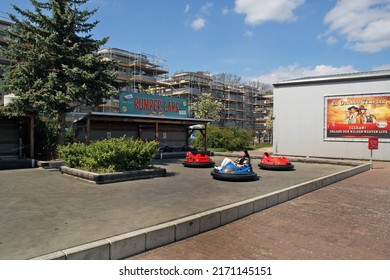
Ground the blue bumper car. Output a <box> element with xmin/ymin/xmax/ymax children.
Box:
<box><xmin>210</xmin><ymin>162</ymin><xmax>258</xmax><ymax>181</ymax></box>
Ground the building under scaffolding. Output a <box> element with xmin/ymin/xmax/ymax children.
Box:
<box><xmin>1</xmin><ymin>27</ymin><xmax>273</xmax><ymax>140</ymax></box>
<box><xmin>67</xmin><ymin>47</ymin><xmax>170</xmax><ymax>117</ymax></box>
<box><xmin>254</xmin><ymin>91</ymin><xmax>273</xmax><ymax>142</ymax></box>
<box><xmin>99</xmin><ymin>47</ymin><xmax>169</xmax><ymax>90</ymax></box>
<box><xmin>160</xmin><ymin>71</ymin><xmax>273</xmax><ymax>138</ymax></box>
<box><xmin>93</xmin><ymin>49</ymin><xmax>273</xmax><ymax>138</ymax></box>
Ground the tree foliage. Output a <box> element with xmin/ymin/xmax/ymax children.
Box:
<box><xmin>213</xmin><ymin>73</ymin><xmax>242</xmax><ymax>86</ymax></box>
<box><xmin>265</xmin><ymin>109</ymin><xmax>274</xmax><ymax>131</ymax></box>
<box><xmin>248</xmin><ymin>80</ymin><xmax>273</xmax><ymax>95</ymax></box>
<box><xmin>0</xmin><ymin>0</ymin><xmax>122</xmax><ymax>145</ymax></box>
<box><xmin>249</xmin><ymin>80</ymin><xmax>274</xmax><ymax>140</ymax></box>
<box><xmin>192</xmin><ymin>126</ymin><xmax>252</xmax><ymax>151</ymax></box>
<box><xmin>189</xmin><ymin>93</ymin><xmax>222</xmax><ymax>121</ymax></box>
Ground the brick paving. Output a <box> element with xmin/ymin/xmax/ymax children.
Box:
<box><xmin>129</xmin><ymin>161</ymin><xmax>390</xmax><ymax>260</ymax></box>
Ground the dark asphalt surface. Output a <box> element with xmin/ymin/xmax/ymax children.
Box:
<box><xmin>0</xmin><ymin>154</ymin><xmax>357</xmax><ymax>260</ymax></box>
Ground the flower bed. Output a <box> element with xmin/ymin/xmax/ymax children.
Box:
<box><xmin>58</xmin><ymin>137</ymin><xmax>159</xmax><ymax>173</ymax></box>
<box><xmin>60</xmin><ymin>166</ymin><xmax>166</xmax><ymax>184</ymax></box>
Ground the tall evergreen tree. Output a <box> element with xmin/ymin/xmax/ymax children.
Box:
<box><xmin>0</xmin><ymin>0</ymin><xmax>121</xmax><ymax>145</ymax></box>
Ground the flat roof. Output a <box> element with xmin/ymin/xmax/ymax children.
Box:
<box><xmin>73</xmin><ymin>112</ymin><xmax>212</xmax><ymax>125</ymax></box>
<box><xmin>273</xmin><ymin>69</ymin><xmax>390</xmax><ymax>87</ymax></box>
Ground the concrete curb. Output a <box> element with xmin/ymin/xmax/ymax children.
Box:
<box><xmin>214</xmin><ymin>152</ymin><xmax>366</xmax><ymax>166</ymax></box>
<box><xmin>59</xmin><ymin>166</ymin><xmax>167</xmax><ymax>184</ymax></box>
<box><xmin>30</xmin><ymin>162</ymin><xmax>370</xmax><ymax>260</ymax></box>
<box><xmin>37</xmin><ymin>160</ymin><xmax>64</xmax><ymax>169</ymax></box>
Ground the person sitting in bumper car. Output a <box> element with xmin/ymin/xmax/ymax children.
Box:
<box><xmin>215</xmin><ymin>149</ymin><xmax>251</xmax><ymax>170</ymax></box>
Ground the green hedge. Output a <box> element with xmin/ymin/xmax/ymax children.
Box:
<box><xmin>34</xmin><ymin>117</ymin><xmax>74</xmax><ymax>160</ymax></box>
<box><xmin>192</xmin><ymin>126</ymin><xmax>252</xmax><ymax>151</ymax></box>
<box><xmin>34</xmin><ymin>117</ymin><xmax>59</xmax><ymax>160</ymax></box>
<box><xmin>58</xmin><ymin>137</ymin><xmax>159</xmax><ymax>173</ymax></box>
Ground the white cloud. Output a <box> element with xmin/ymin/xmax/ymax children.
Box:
<box><xmin>192</xmin><ymin>18</ymin><xmax>206</xmax><ymax>30</ymax></box>
<box><xmin>234</xmin><ymin>0</ymin><xmax>305</xmax><ymax>25</ymax></box>
<box><xmin>244</xmin><ymin>30</ymin><xmax>253</xmax><ymax>37</ymax></box>
<box><xmin>222</xmin><ymin>7</ymin><xmax>230</xmax><ymax>15</ymax></box>
<box><xmin>248</xmin><ymin>64</ymin><xmax>357</xmax><ymax>84</ymax></box>
<box><xmin>324</xmin><ymin>0</ymin><xmax>390</xmax><ymax>53</ymax></box>
<box><xmin>184</xmin><ymin>4</ymin><xmax>190</xmax><ymax>14</ymax></box>
<box><xmin>326</xmin><ymin>36</ymin><xmax>338</xmax><ymax>45</ymax></box>
<box><xmin>371</xmin><ymin>64</ymin><xmax>390</xmax><ymax>71</ymax></box>
<box><xmin>186</xmin><ymin>2</ymin><xmax>213</xmax><ymax>31</ymax></box>
<box><xmin>200</xmin><ymin>2</ymin><xmax>213</xmax><ymax>14</ymax></box>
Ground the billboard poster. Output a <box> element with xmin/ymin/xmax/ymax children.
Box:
<box><xmin>119</xmin><ymin>92</ymin><xmax>188</xmax><ymax>118</ymax></box>
<box><xmin>325</xmin><ymin>93</ymin><xmax>390</xmax><ymax>141</ymax></box>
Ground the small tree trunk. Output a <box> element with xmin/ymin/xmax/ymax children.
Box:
<box><xmin>57</xmin><ymin>113</ymin><xmax>66</xmax><ymax>147</ymax></box>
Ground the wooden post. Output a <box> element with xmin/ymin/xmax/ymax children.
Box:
<box><xmin>186</xmin><ymin>128</ymin><xmax>192</xmax><ymax>147</ymax></box>
<box><xmin>137</xmin><ymin>124</ymin><xmax>141</xmax><ymax>139</ymax></box>
<box><xmin>204</xmin><ymin>123</ymin><xmax>208</xmax><ymax>151</ymax></box>
<box><xmin>29</xmin><ymin>116</ymin><xmax>34</xmax><ymax>158</ymax></box>
<box><xmin>155</xmin><ymin>122</ymin><xmax>159</xmax><ymax>140</ymax></box>
<box><xmin>86</xmin><ymin>117</ymin><xmax>91</xmax><ymax>143</ymax></box>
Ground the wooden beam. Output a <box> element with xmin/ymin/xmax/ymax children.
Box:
<box><xmin>86</xmin><ymin>117</ymin><xmax>91</xmax><ymax>143</ymax></box>
<box><xmin>137</xmin><ymin>124</ymin><xmax>141</xmax><ymax>138</ymax></box>
<box><xmin>155</xmin><ymin>122</ymin><xmax>159</xmax><ymax>140</ymax></box>
<box><xmin>87</xmin><ymin>115</ymin><xmax>209</xmax><ymax>126</ymax></box>
<box><xmin>204</xmin><ymin>123</ymin><xmax>208</xmax><ymax>151</ymax></box>
<box><xmin>30</xmin><ymin>116</ymin><xmax>34</xmax><ymax>158</ymax></box>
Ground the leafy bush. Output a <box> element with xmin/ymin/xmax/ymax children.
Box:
<box><xmin>58</xmin><ymin>136</ymin><xmax>159</xmax><ymax>173</ymax></box>
<box><xmin>65</xmin><ymin>128</ymin><xmax>74</xmax><ymax>145</ymax></box>
<box><xmin>212</xmin><ymin>147</ymin><xmax>228</xmax><ymax>152</ymax></box>
<box><xmin>192</xmin><ymin>126</ymin><xmax>252</xmax><ymax>151</ymax></box>
<box><xmin>34</xmin><ymin>117</ymin><xmax>74</xmax><ymax>160</ymax></box>
<box><xmin>58</xmin><ymin>142</ymin><xmax>87</xmax><ymax>168</ymax></box>
<box><xmin>34</xmin><ymin>117</ymin><xmax>58</xmax><ymax>160</ymax></box>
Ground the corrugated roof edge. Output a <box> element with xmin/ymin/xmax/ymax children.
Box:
<box><xmin>273</xmin><ymin>69</ymin><xmax>390</xmax><ymax>87</ymax></box>
<box><xmin>73</xmin><ymin>112</ymin><xmax>213</xmax><ymax>123</ymax></box>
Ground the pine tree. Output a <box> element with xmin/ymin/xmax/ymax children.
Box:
<box><xmin>0</xmin><ymin>0</ymin><xmax>122</xmax><ymax>145</ymax></box>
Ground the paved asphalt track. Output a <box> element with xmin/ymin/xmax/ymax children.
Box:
<box><xmin>0</xmin><ymin>151</ymin><xmax>387</xmax><ymax>260</ymax></box>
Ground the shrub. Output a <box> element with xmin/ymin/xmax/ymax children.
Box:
<box><xmin>57</xmin><ymin>142</ymin><xmax>87</xmax><ymax>168</ymax></box>
<box><xmin>58</xmin><ymin>136</ymin><xmax>159</xmax><ymax>172</ymax></box>
<box><xmin>34</xmin><ymin>117</ymin><xmax>74</xmax><ymax>160</ymax></box>
<box><xmin>193</xmin><ymin>126</ymin><xmax>252</xmax><ymax>151</ymax></box>
<box><xmin>34</xmin><ymin>117</ymin><xmax>58</xmax><ymax>160</ymax></box>
<box><xmin>212</xmin><ymin>147</ymin><xmax>228</xmax><ymax>152</ymax></box>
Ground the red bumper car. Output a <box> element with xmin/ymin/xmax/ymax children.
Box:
<box><xmin>258</xmin><ymin>153</ymin><xmax>294</xmax><ymax>171</ymax></box>
<box><xmin>182</xmin><ymin>152</ymin><xmax>215</xmax><ymax>168</ymax></box>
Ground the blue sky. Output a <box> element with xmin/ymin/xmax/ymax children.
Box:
<box><xmin>1</xmin><ymin>0</ymin><xmax>390</xmax><ymax>84</ymax></box>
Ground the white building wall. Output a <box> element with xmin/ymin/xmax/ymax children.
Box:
<box><xmin>273</xmin><ymin>78</ymin><xmax>390</xmax><ymax>161</ymax></box>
